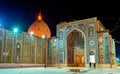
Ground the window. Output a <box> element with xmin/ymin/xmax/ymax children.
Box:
<box><xmin>90</xmin><ymin>50</ymin><xmax>94</xmax><ymax>55</ymax></box>
<box><xmin>89</xmin><ymin>26</ymin><xmax>94</xmax><ymax>37</ymax></box>
<box><xmin>59</xmin><ymin>31</ymin><xmax>63</xmax><ymax>40</ymax></box>
<box><xmin>59</xmin><ymin>52</ymin><xmax>64</xmax><ymax>63</ymax></box>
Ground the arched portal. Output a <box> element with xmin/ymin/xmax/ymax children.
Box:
<box><xmin>67</xmin><ymin>29</ymin><xmax>86</xmax><ymax>67</ymax></box>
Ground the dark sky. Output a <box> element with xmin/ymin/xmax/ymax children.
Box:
<box><xmin>0</xmin><ymin>0</ymin><xmax>120</xmax><ymax>58</ymax></box>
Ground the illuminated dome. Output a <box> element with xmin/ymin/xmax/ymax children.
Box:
<box><xmin>28</xmin><ymin>14</ymin><xmax>51</xmax><ymax>39</ymax></box>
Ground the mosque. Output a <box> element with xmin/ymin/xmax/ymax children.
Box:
<box><xmin>0</xmin><ymin>14</ymin><xmax>117</xmax><ymax>68</ymax></box>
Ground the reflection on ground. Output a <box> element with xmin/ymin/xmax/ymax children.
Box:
<box><xmin>0</xmin><ymin>67</ymin><xmax>120</xmax><ymax>74</ymax></box>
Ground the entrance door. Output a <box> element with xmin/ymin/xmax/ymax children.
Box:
<box><xmin>75</xmin><ymin>55</ymin><xmax>84</xmax><ymax>67</ymax></box>
<box><xmin>67</xmin><ymin>29</ymin><xmax>85</xmax><ymax>67</ymax></box>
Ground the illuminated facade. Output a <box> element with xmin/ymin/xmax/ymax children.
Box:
<box><xmin>0</xmin><ymin>17</ymin><xmax>116</xmax><ymax>68</ymax></box>
<box><xmin>0</xmin><ymin>29</ymin><xmax>48</xmax><ymax>64</ymax></box>
<box><xmin>48</xmin><ymin>17</ymin><xmax>116</xmax><ymax>68</ymax></box>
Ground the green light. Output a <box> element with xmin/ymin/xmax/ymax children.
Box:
<box><xmin>117</xmin><ymin>58</ymin><xmax>119</xmax><ymax>61</ymax></box>
<box><xmin>14</xmin><ymin>28</ymin><xmax>18</xmax><ymax>33</ymax></box>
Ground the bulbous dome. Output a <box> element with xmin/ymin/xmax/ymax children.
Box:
<box><xmin>28</xmin><ymin>14</ymin><xmax>51</xmax><ymax>39</ymax></box>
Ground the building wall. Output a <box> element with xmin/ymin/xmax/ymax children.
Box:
<box><xmin>0</xmin><ymin>28</ymin><xmax>46</xmax><ymax>64</ymax></box>
<box><xmin>112</xmin><ymin>39</ymin><xmax>116</xmax><ymax>64</ymax></box>
<box><xmin>48</xmin><ymin>38</ymin><xmax>57</xmax><ymax>65</ymax></box>
<box><xmin>56</xmin><ymin>17</ymin><xmax>98</xmax><ymax>66</ymax></box>
<box><xmin>0</xmin><ymin>17</ymin><xmax>116</xmax><ymax>68</ymax></box>
<box><xmin>98</xmin><ymin>33</ymin><xmax>110</xmax><ymax>64</ymax></box>
<box><xmin>55</xmin><ymin>17</ymin><xmax>116</xmax><ymax>67</ymax></box>
<box><xmin>97</xmin><ymin>32</ymin><xmax>117</xmax><ymax>67</ymax></box>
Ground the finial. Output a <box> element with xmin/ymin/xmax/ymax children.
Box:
<box><xmin>38</xmin><ymin>13</ymin><xmax>42</xmax><ymax>20</ymax></box>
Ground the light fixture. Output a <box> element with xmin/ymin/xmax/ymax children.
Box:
<box><xmin>14</xmin><ymin>28</ymin><xmax>18</xmax><ymax>33</ymax></box>
<box><xmin>30</xmin><ymin>31</ymin><xmax>34</xmax><ymax>35</ymax></box>
<box><xmin>42</xmin><ymin>35</ymin><xmax>45</xmax><ymax>39</ymax></box>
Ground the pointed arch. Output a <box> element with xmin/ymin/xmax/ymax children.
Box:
<box><xmin>66</xmin><ymin>28</ymin><xmax>86</xmax><ymax>66</ymax></box>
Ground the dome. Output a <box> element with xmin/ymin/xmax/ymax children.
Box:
<box><xmin>28</xmin><ymin>14</ymin><xmax>51</xmax><ymax>39</ymax></box>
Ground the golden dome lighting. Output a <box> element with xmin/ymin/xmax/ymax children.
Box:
<box><xmin>30</xmin><ymin>31</ymin><xmax>34</xmax><ymax>35</ymax></box>
<box><xmin>38</xmin><ymin>13</ymin><xmax>42</xmax><ymax>20</ymax></box>
<box><xmin>28</xmin><ymin>13</ymin><xmax>51</xmax><ymax>39</ymax></box>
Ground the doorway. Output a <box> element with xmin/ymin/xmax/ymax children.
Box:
<box><xmin>67</xmin><ymin>29</ymin><xmax>85</xmax><ymax>67</ymax></box>
<box><xmin>75</xmin><ymin>55</ymin><xmax>84</xmax><ymax>67</ymax></box>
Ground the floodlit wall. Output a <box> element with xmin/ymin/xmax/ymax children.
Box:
<box><xmin>0</xmin><ymin>28</ymin><xmax>47</xmax><ymax>64</ymax></box>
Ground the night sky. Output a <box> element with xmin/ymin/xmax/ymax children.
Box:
<box><xmin>0</xmin><ymin>0</ymin><xmax>120</xmax><ymax>58</ymax></box>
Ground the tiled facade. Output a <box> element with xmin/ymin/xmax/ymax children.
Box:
<box><xmin>0</xmin><ymin>17</ymin><xmax>116</xmax><ymax>68</ymax></box>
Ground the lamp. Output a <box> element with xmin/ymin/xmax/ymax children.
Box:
<box><xmin>14</xmin><ymin>28</ymin><xmax>18</xmax><ymax>33</ymax></box>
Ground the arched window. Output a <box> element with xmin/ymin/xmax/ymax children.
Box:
<box><xmin>59</xmin><ymin>31</ymin><xmax>63</xmax><ymax>40</ymax></box>
<box><xmin>89</xmin><ymin>26</ymin><xmax>94</xmax><ymax>37</ymax></box>
<box><xmin>59</xmin><ymin>52</ymin><xmax>64</xmax><ymax>63</ymax></box>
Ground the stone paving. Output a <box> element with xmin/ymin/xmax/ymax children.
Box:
<box><xmin>0</xmin><ymin>67</ymin><xmax>120</xmax><ymax>74</ymax></box>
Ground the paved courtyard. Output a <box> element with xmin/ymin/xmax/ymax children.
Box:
<box><xmin>0</xmin><ymin>67</ymin><xmax>120</xmax><ymax>74</ymax></box>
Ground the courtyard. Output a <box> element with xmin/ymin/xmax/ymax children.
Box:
<box><xmin>0</xmin><ymin>67</ymin><xmax>120</xmax><ymax>74</ymax></box>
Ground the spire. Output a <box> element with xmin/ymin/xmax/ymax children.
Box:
<box><xmin>38</xmin><ymin>13</ymin><xmax>42</xmax><ymax>20</ymax></box>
